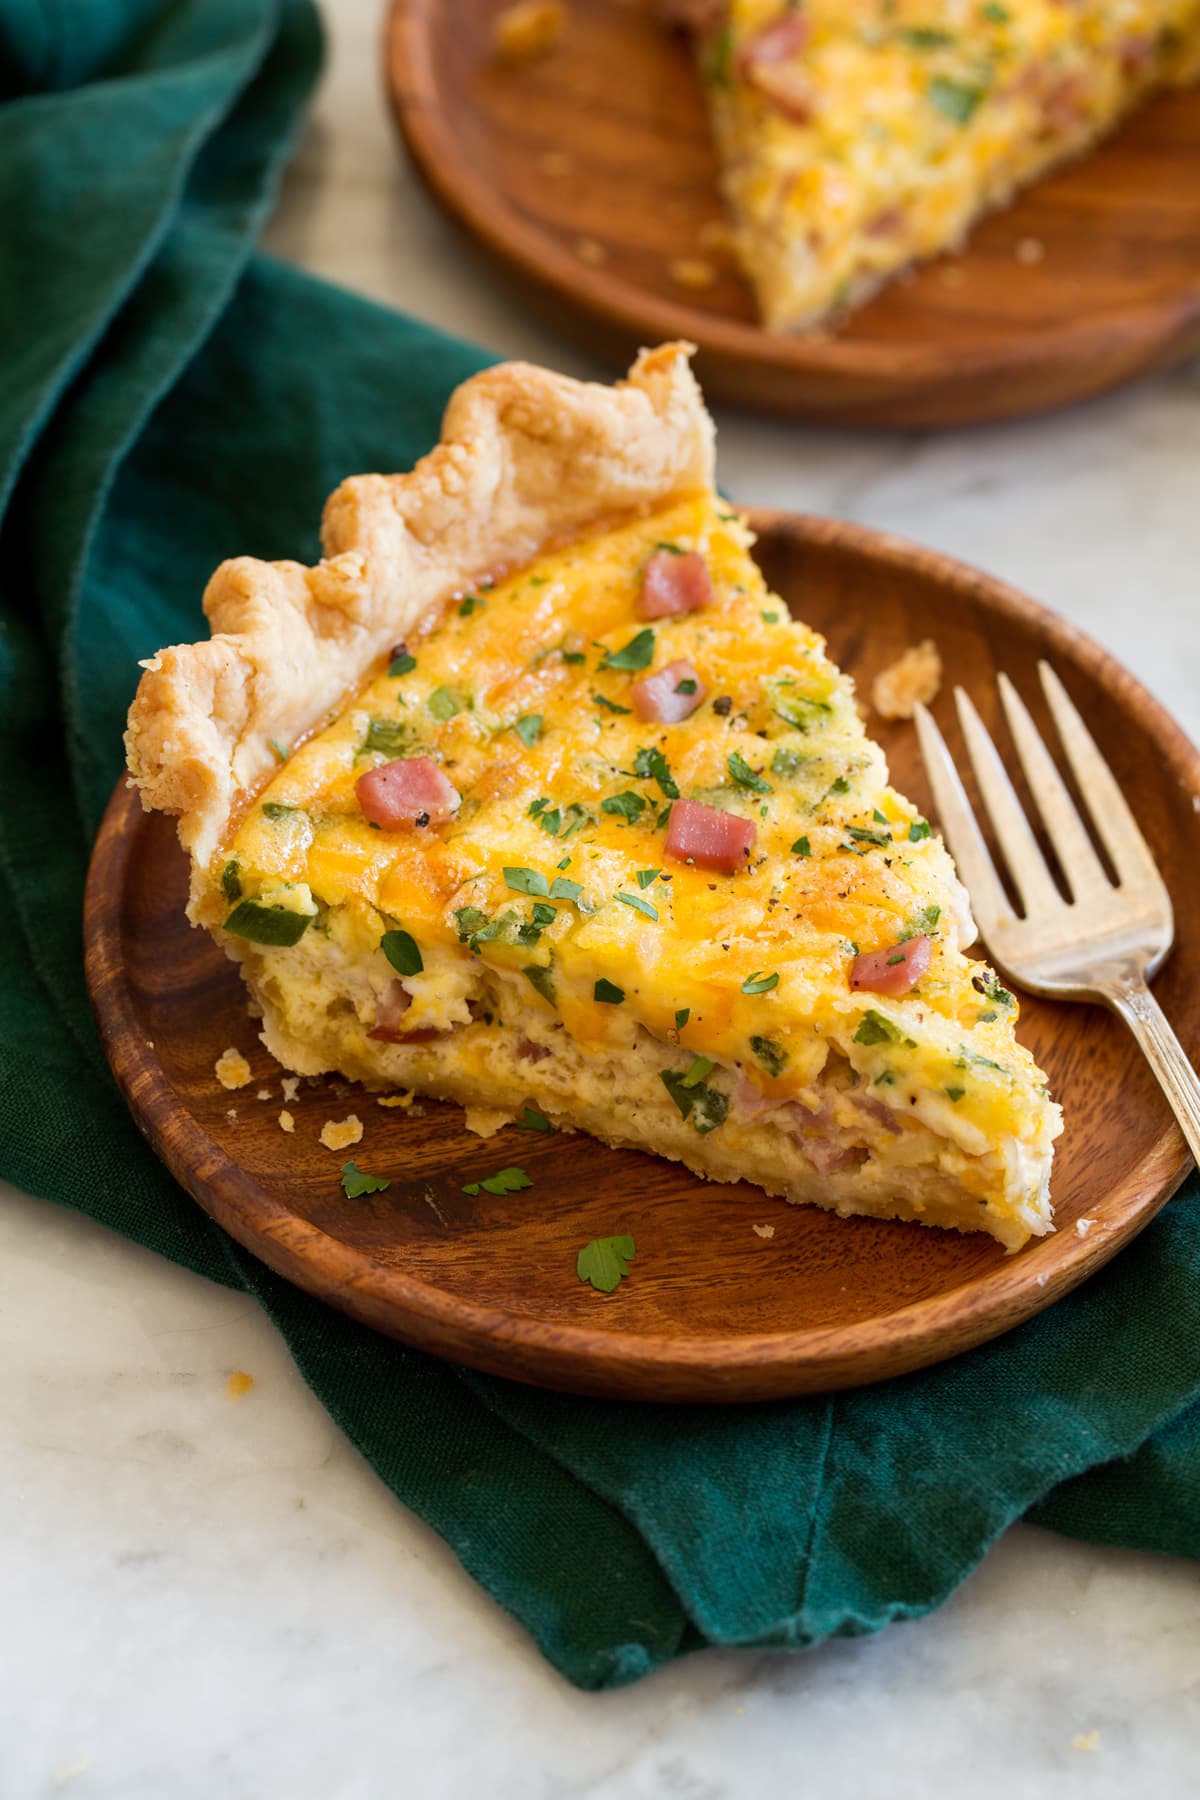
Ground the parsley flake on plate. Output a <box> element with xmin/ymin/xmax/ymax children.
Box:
<box><xmin>577</xmin><ymin>1234</ymin><xmax>636</xmax><ymax>1294</ymax></box>
<box><xmin>341</xmin><ymin>1162</ymin><xmax>390</xmax><ymax>1199</ymax></box>
<box><xmin>462</xmin><ymin>1166</ymin><xmax>534</xmax><ymax>1196</ymax></box>
<box><xmin>515</xmin><ymin>1107</ymin><xmax>556</xmax><ymax>1133</ymax></box>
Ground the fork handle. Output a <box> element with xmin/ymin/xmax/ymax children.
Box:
<box><xmin>1101</xmin><ymin>978</ymin><xmax>1200</xmax><ymax>1170</ymax></box>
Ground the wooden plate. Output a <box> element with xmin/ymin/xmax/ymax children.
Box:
<box><xmin>84</xmin><ymin>513</ymin><xmax>1200</xmax><ymax>1401</ymax></box>
<box><xmin>385</xmin><ymin>0</ymin><xmax>1200</xmax><ymax>428</ymax></box>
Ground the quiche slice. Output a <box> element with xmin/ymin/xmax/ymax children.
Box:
<box><xmin>125</xmin><ymin>345</ymin><xmax>1061</xmax><ymax>1250</ymax></box>
<box><xmin>673</xmin><ymin>0</ymin><xmax>1200</xmax><ymax>330</ymax></box>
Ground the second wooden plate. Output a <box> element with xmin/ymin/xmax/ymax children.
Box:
<box><xmin>84</xmin><ymin>514</ymin><xmax>1200</xmax><ymax>1401</ymax></box>
<box><xmin>386</xmin><ymin>0</ymin><xmax>1200</xmax><ymax>428</ymax></box>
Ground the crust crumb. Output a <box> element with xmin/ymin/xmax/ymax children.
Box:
<box><xmin>215</xmin><ymin>1048</ymin><xmax>252</xmax><ymax>1090</ymax></box>
<box><xmin>1071</xmin><ymin>1732</ymin><xmax>1099</xmax><ymax>1754</ymax></box>
<box><xmin>226</xmin><ymin>1370</ymin><xmax>254</xmax><ymax>1401</ymax></box>
<box><xmin>493</xmin><ymin>1</ymin><xmax>564</xmax><ymax>63</ymax></box>
<box><xmin>1075</xmin><ymin>1216</ymin><xmax>1096</xmax><ymax>1238</ymax></box>
<box><xmin>256</xmin><ymin>1087</ymin><xmax>272</xmax><ymax>1101</ymax></box>
<box><xmin>278</xmin><ymin>1110</ymin><xmax>295</xmax><ymax>1133</ymax></box>
<box><xmin>670</xmin><ymin>257</ymin><xmax>718</xmax><ymax>291</ymax></box>
<box><xmin>465</xmin><ymin>1106</ymin><xmax>515</xmax><ymax>1139</ymax></box>
<box><xmin>281</xmin><ymin>1076</ymin><xmax>300</xmax><ymax>1103</ymax></box>
<box><xmin>872</xmin><ymin>639</ymin><xmax>942</xmax><ymax>720</ymax></box>
<box><xmin>575</xmin><ymin>237</ymin><xmax>607</xmax><ymax>267</ymax></box>
<box><xmin>320</xmin><ymin>1114</ymin><xmax>363</xmax><ymax>1152</ymax></box>
<box><xmin>378</xmin><ymin>1092</ymin><xmax>415</xmax><ymax>1108</ymax></box>
<box><xmin>752</xmin><ymin>1222</ymin><xmax>776</xmax><ymax>1239</ymax></box>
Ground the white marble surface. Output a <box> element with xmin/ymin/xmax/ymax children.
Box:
<box><xmin>5</xmin><ymin>3</ymin><xmax>1200</xmax><ymax>1793</ymax></box>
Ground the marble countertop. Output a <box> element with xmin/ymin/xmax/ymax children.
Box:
<box><xmin>5</xmin><ymin>4</ymin><xmax>1199</xmax><ymax>1794</ymax></box>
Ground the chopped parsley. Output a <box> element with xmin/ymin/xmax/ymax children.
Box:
<box><xmin>827</xmin><ymin>776</ymin><xmax>852</xmax><ymax>798</ymax></box>
<box><xmin>660</xmin><ymin>1068</ymin><xmax>728</xmax><ymax>1134</ymax></box>
<box><xmin>654</xmin><ymin>540</ymin><xmax>685</xmax><ymax>555</ymax></box>
<box><xmin>427</xmin><ymin>685</ymin><xmax>465</xmax><ymax>721</ymax></box>
<box><xmin>774</xmin><ymin>697</ymin><xmax>831</xmax><ymax>731</ymax></box>
<box><xmin>928</xmin><ymin>74</ymin><xmax>986</xmax><ymax>123</ymax></box>
<box><xmin>562</xmin><ymin>649</ymin><xmax>586</xmax><ymax>665</ymax></box>
<box><xmin>515</xmin><ymin>1108</ymin><xmax>556</xmax><ymax>1134</ymax></box>
<box><xmin>675</xmin><ymin>677</ymin><xmax>698</xmax><ymax>695</ymax></box>
<box><xmin>388</xmin><ymin>651</ymin><xmax>417</xmax><ymax>677</ymax></box>
<box><xmin>945</xmin><ymin>1086</ymin><xmax>966</xmax><ymax>1103</ymax></box>
<box><xmin>902</xmin><ymin>24</ymin><xmax>956</xmax><ymax>47</ymax></box>
<box><xmin>523</xmin><ymin>964</ymin><xmax>557</xmax><ymax>1007</ymax></box>
<box><xmin>602</xmin><ymin>790</ymin><xmax>647</xmax><ymax>823</ymax></box>
<box><xmin>635</xmin><ymin>868</ymin><xmax>661</xmax><ymax>890</ymax></box>
<box><xmin>223</xmin><ymin>899</ymin><xmax>313</xmax><ymax>947</ymax></box>
<box><xmin>268</xmin><ymin>738</ymin><xmax>290</xmax><ymax>763</ymax></box>
<box><xmin>634</xmin><ymin>745</ymin><xmax>679</xmax><ymax>798</ymax></box>
<box><xmin>593</xmin><ymin>693</ymin><xmax>631</xmax><ymax>714</ymax></box>
<box><xmin>364</xmin><ymin>718</ymin><xmax>407</xmax><ymax>756</ymax></box>
<box><xmin>771</xmin><ymin>747</ymin><xmax>804</xmax><ymax>777</ymax></box>
<box><xmin>616</xmin><ymin>891</ymin><xmax>658</xmax><ymax>921</ymax></box>
<box><xmin>975</xmin><ymin>972</ymin><xmax>1015</xmax><ymax>1008</ymax></box>
<box><xmin>601</xmin><ymin>628</ymin><xmax>655</xmax><ymax>672</ymax></box>
<box><xmin>513</xmin><ymin>713</ymin><xmax>542</xmax><ymax>747</ymax></box>
<box><xmin>955</xmin><ymin>1045</ymin><xmax>1004</xmax><ymax>1073</ymax></box>
<box><xmin>531</xmin><ymin>902</ymin><xmax>556</xmax><ymax>927</ymax></box>
<box><xmin>750</xmin><ymin>1036</ymin><xmax>788</xmax><ymax>1078</ymax></box>
<box><xmin>341</xmin><ymin>1162</ymin><xmax>391</xmax><ymax>1199</ymax></box>
<box><xmin>981</xmin><ymin>1</ymin><xmax>1010</xmax><ymax>19</ymax></box>
<box><xmin>675</xmin><ymin>1008</ymin><xmax>690</xmax><ymax>1029</ymax></box>
<box><xmin>594</xmin><ymin>978</ymin><xmax>625</xmax><ymax>1005</ymax></box>
<box><xmin>909</xmin><ymin>818</ymin><xmax>933</xmax><ymax>842</ymax></box>
<box><xmin>220</xmin><ymin>859</ymin><xmax>242</xmax><ymax>902</ymax></box>
<box><xmin>846</xmin><ymin>824</ymin><xmax>891</xmax><ymax>848</ymax></box>
<box><xmin>791</xmin><ymin>835</ymin><xmax>812</xmax><ymax>858</ymax></box>
<box><xmin>727</xmin><ymin>750</ymin><xmax>771</xmax><ymax>794</ymax></box>
<box><xmin>504</xmin><ymin>866</ymin><xmax>550</xmax><ymax>898</ymax></box>
<box><xmin>549</xmin><ymin>875</ymin><xmax>583</xmax><ymax>902</ymax></box>
<box><xmin>576</xmin><ymin>1234</ymin><xmax>636</xmax><ymax>1293</ymax></box>
<box><xmin>261</xmin><ymin>802</ymin><xmax>297</xmax><ymax>822</ymax></box>
<box><xmin>761</xmin><ymin>610</ymin><xmax>780</xmax><ymax>624</ymax></box>
<box><xmin>705</xmin><ymin>24</ymin><xmax>733</xmax><ymax>88</ymax></box>
<box><xmin>854</xmin><ymin>1010</ymin><xmax>915</xmax><ymax>1049</ymax></box>
<box><xmin>381</xmin><ymin>929</ymin><xmax>423</xmax><ymax>976</ymax></box>
<box><xmin>742</xmin><ymin>971</ymin><xmax>779</xmax><ymax>995</ymax></box>
<box><xmin>903</xmin><ymin>904</ymin><xmax>942</xmax><ymax>938</ymax></box>
<box><xmin>681</xmin><ymin>1055</ymin><xmax>715</xmax><ymax>1088</ymax></box>
<box><xmin>462</xmin><ymin>1166</ymin><xmax>533</xmax><ymax>1197</ymax></box>
<box><xmin>458</xmin><ymin>593</ymin><xmax>485</xmax><ymax>617</ymax></box>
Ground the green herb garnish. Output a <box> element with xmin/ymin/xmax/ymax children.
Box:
<box><xmin>594</xmin><ymin>978</ymin><xmax>625</xmax><ymax>1005</ymax></box>
<box><xmin>262</xmin><ymin>802</ymin><xmax>297</xmax><ymax>821</ymax></box>
<box><xmin>846</xmin><ymin>825</ymin><xmax>891</xmax><ymax>848</ymax></box>
<box><xmin>902</xmin><ymin>25</ymin><xmax>956</xmax><ymax>47</ymax></box>
<box><xmin>945</xmin><ymin>1086</ymin><xmax>966</xmax><ymax>1103</ymax></box>
<box><xmin>268</xmin><ymin>738</ymin><xmax>289</xmax><ymax>763</ymax></box>
<box><xmin>602</xmin><ymin>790</ymin><xmax>647</xmax><ymax>824</ymax></box>
<box><xmin>660</xmin><ymin>1069</ymin><xmax>728</xmax><ymax>1134</ymax></box>
<box><xmin>462</xmin><ymin>1166</ymin><xmax>533</xmax><ymax>1197</ymax></box>
<box><xmin>909</xmin><ymin>819</ymin><xmax>933</xmax><ymax>842</ymax></box>
<box><xmin>928</xmin><ymin>74</ymin><xmax>986</xmax><ymax>122</ymax></box>
<box><xmin>427</xmin><ymin>685</ymin><xmax>465</xmax><ymax>721</ymax></box>
<box><xmin>549</xmin><ymin>876</ymin><xmax>583</xmax><ymax>902</ymax></box>
<box><xmin>727</xmin><ymin>751</ymin><xmax>771</xmax><ymax>794</ymax></box>
<box><xmin>458</xmin><ymin>593</ymin><xmax>485</xmax><ymax>617</ymax></box>
<box><xmin>223</xmin><ymin>899</ymin><xmax>313</xmax><ymax>947</ymax></box>
<box><xmin>523</xmin><ymin>964</ymin><xmax>557</xmax><ymax>1007</ymax></box>
<box><xmin>576</xmin><ymin>1234</ymin><xmax>636</xmax><ymax>1294</ymax></box>
<box><xmin>675</xmin><ymin>1008</ymin><xmax>690</xmax><ymax>1029</ymax></box>
<box><xmin>634</xmin><ymin>745</ymin><xmax>679</xmax><ymax>799</ymax></box>
<box><xmin>750</xmin><ymin>1036</ymin><xmax>788</xmax><ymax>1077</ymax></box>
<box><xmin>381</xmin><ymin>929</ymin><xmax>423</xmax><ymax>976</ymax></box>
<box><xmin>741</xmin><ymin>971</ymin><xmax>779</xmax><ymax>995</ymax></box>
<box><xmin>504</xmin><ymin>866</ymin><xmax>550</xmax><ymax>898</ymax></box>
<box><xmin>515</xmin><ymin>1107</ymin><xmax>556</xmax><ymax>1133</ymax></box>
<box><xmin>220</xmin><ymin>860</ymin><xmax>242</xmax><ymax>903</ymax></box>
<box><xmin>771</xmin><ymin>747</ymin><xmax>804</xmax><ymax>777</ymax></box>
<box><xmin>364</xmin><ymin>718</ymin><xmax>407</xmax><ymax>756</ymax></box>
<box><xmin>341</xmin><ymin>1162</ymin><xmax>391</xmax><ymax>1199</ymax></box>
<box><xmin>616</xmin><ymin>891</ymin><xmax>658</xmax><ymax>921</ymax></box>
<box><xmin>513</xmin><ymin>713</ymin><xmax>542</xmax><ymax>747</ymax></box>
<box><xmin>593</xmin><ymin>693</ymin><xmax>631</xmax><ymax>715</ymax></box>
<box><xmin>635</xmin><ymin>868</ymin><xmax>661</xmax><ymax>890</ymax></box>
<box><xmin>854</xmin><ymin>1010</ymin><xmax>911</xmax><ymax>1048</ymax></box>
<box><xmin>388</xmin><ymin>651</ymin><xmax>417</xmax><ymax>677</ymax></box>
<box><xmin>791</xmin><ymin>835</ymin><xmax>812</xmax><ymax>857</ymax></box>
<box><xmin>601</xmin><ymin>629</ymin><xmax>655</xmax><ymax>672</ymax></box>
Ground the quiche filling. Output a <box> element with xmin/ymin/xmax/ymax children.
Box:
<box><xmin>125</xmin><ymin>346</ymin><xmax>1060</xmax><ymax>1250</ymax></box>
<box><xmin>676</xmin><ymin>0</ymin><xmax>1200</xmax><ymax>330</ymax></box>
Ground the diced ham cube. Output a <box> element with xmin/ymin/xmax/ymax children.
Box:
<box><xmin>665</xmin><ymin>797</ymin><xmax>756</xmax><ymax>873</ymax></box>
<box><xmin>849</xmin><ymin>933</ymin><xmax>932</xmax><ymax>997</ymax></box>
<box><xmin>368</xmin><ymin>978</ymin><xmax>444</xmax><ymax>1044</ymax></box>
<box><xmin>637</xmin><ymin>550</ymin><xmax>715</xmax><ymax>620</ymax></box>
<box><xmin>355</xmin><ymin>755</ymin><xmax>460</xmax><ymax>829</ymax></box>
<box><xmin>631</xmin><ymin>658</ymin><xmax>707</xmax><ymax>723</ymax></box>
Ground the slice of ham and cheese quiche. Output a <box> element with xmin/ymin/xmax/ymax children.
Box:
<box><xmin>671</xmin><ymin>0</ymin><xmax>1200</xmax><ymax>330</ymax></box>
<box><xmin>126</xmin><ymin>346</ymin><xmax>1061</xmax><ymax>1250</ymax></box>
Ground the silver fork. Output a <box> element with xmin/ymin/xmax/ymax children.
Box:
<box><xmin>915</xmin><ymin>662</ymin><xmax>1200</xmax><ymax>1166</ymax></box>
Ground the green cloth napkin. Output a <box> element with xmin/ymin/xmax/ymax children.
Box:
<box><xmin>3</xmin><ymin>0</ymin><xmax>1199</xmax><ymax>1692</ymax></box>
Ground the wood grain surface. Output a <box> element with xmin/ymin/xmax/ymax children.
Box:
<box><xmin>385</xmin><ymin>0</ymin><xmax>1200</xmax><ymax>428</ymax></box>
<box><xmin>84</xmin><ymin>513</ymin><xmax>1200</xmax><ymax>1401</ymax></box>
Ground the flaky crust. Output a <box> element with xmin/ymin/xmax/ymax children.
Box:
<box><xmin>125</xmin><ymin>344</ymin><xmax>714</xmax><ymax>872</ymax></box>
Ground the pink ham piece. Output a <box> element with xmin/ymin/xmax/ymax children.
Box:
<box><xmin>850</xmin><ymin>933</ymin><xmax>932</xmax><ymax>997</ymax></box>
<box><xmin>741</xmin><ymin>10</ymin><xmax>810</xmax><ymax>68</ymax></box>
<box><xmin>368</xmin><ymin>979</ymin><xmax>442</xmax><ymax>1045</ymax></box>
<box><xmin>631</xmin><ymin>658</ymin><xmax>707</xmax><ymax>724</ymax></box>
<box><xmin>665</xmin><ymin>797</ymin><xmax>755</xmax><ymax>873</ymax></box>
<box><xmin>355</xmin><ymin>755</ymin><xmax>460</xmax><ymax>829</ymax></box>
<box><xmin>637</xmin><ymin>549</ymin><xmax>715</xmax><ymax>621</ymax></box>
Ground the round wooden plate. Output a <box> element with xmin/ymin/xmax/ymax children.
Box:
<box><xmin>385</xmin><ymin>0</ymin><xmax>1200</xmax><ymax>428</ymax></box>
<box><xmin>84</xmin><ymin>513</ymin><xmax>1199</xmax><ymax>1402</ymax></box>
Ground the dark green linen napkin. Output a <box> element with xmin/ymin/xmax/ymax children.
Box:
<box><xmin>3</xmin><ymin>0</ymin><xmax>1199</xmax><ymax>1693</ymax></box>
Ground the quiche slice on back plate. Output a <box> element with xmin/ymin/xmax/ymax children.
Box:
<box><xmin>670</xmin><ymin>0</ymin><xmax>1200</xmax><ymax>330</ymax></box>
<box><xmin>126</xmin><ymin>346</ymin><xmax>1061</xmax><ymax>1252</ymax></box>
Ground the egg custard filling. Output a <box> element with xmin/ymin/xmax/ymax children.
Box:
<box><xmin>675</xmin><ymin>0</ymin><xmax>1200</xmax><ymax>330</ymax></box>
<box><xmin>126</xmin><ymin>346</ymin><xmax>1060</xmax><ymax>1249</ymax></box>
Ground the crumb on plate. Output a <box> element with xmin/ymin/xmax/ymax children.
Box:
<box><xmin>227</xmin><ymin>1370</ymin><xmax>254</xmax><ymax>1401</ymax></box>
<box><xmin>464</xmin><ymin>1105</ymin><xmax>515</xmax><ymax>1139</ymax></box>
<box><xmin>493</xmin><ymin>1</ymin><xmax>564</xmax><ymax>64</ymax></box>
<box><xmin>256</xmin><ymin>1087</ymin><xmax>272</xmax><ymax>1101</ymax></box>
<box><xmin>281</xmin><ymin>1075</ymin><xmax>300</xmax><ymax>1103</ymax></box>
<box><xmin>320</xmin><ymin>1114</ymin><xmax>363</xmax><ymax>1152</ymax></box>
<box><xmin>752</xmin><ymin>1222</ymin><xmax>776</xmax><ymax>1239</ymax></box>
<box><xmin>1071</xmin><ymin>1731</ymin><xmax>1099</xmax><ymax>1754</ymax></box>
<box><xmin>872</xmin><ymin>639</ymin><xmax>943</xmax><ymax>720</ymax></box>
<box><xmin>215</xmin><ymin>1047</ymin><xmax>252</xmax><ymax>1090</ymax></box>
<box><xmin>575</xmin><ymin>236</ymin><xmax>607</xmax><ymax>267</ymax></box>
<box><xmin>1076</xmin><ymin>1216</ymin><xmax>1097</xmax><ymax>1238</ymax></box>
<box><xmin>377</xmin><ymin>1092</ymin><xmax>415</xmax><ymax>1108</ymax></box>
<box><xmin>278</xmin><ymin>1109</ymin><xmax>295</xmax><ymax>1133</ymax></box>
<box><xmin>670</xmin><ymin>256</ymin><xmax>718</xmax><ymax>291</ymax></box>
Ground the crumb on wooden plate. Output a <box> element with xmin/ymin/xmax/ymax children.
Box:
<box><xmin>670</xmin><ymin>256</ymin><xmax>717</xmax><ymax>291</ymax></box>
<box><xmin>752</xmin><ymin>1223</ymin><xmax>776</xmax><ymax>1239</ymax></box>
<box><xmin>872</xmin><ymin>639</ymin><xmax>942</xmax><ymax>720</ymax></box>
<box><xmin>1071</xmin><ymin>1731</ymin><xmax>1099</xmax><ymax>1754</ymax></box>
<box><xmin>377</xmin><ymin>1092</ymin><xmax>415</xmax><ymax>1108</ymax></box>
<box><xmin>256</xmin><ymin>1087</ymin><xmax>272</xmax><ymax>1101</ymax></box>
<box><xmin>575</xmin><ymin>236</ymin><xmax>607</xmax><ymax>267</ymax></box>
<box><xmin>281</xmin><ymin>1075</ymin><xmax>300</xmax><ymax>1103</ymax></box>
<box><xmin>465</xmin><ymin>1105</ymin><xmax>514</xmax><ymax>1139</ymax></box>
<box><xmin>1016</xmin><ymin>236</ymin><xmax>1045</xmax><ymax>265</ymax></box>
<box><xmin>493</xmin><ymin>0</ymin><xmax>564</xmax><ymax>64</ymax></box>
<box><xmin>320</xmin><ymin>1114</ymin><xmax>363</xmax><ymax>1152</ymax></box>
<box><xmin>225</xmin><ymin>1108</ymin><xmax>238</xmax><ymax>1123</ymax></box>
<box><xmin>278</xmin><ymin>1109</ymin><xmax>295</xmax><ymax>1134</ymax></box>
<box><xmin>227</xmin><ymin>1370</ymin><xmax>254</xmax><ymax>1401</ymax></box>
<box><xmin>1076</xmin><ymin>1216</ymin><xmax>1097</xmax><ymax>1238</ymax></box>
<box><xmin>215</xmin><ymin>1047</ymin><xmax>252</xmax><ymax>1090</ymax></box>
